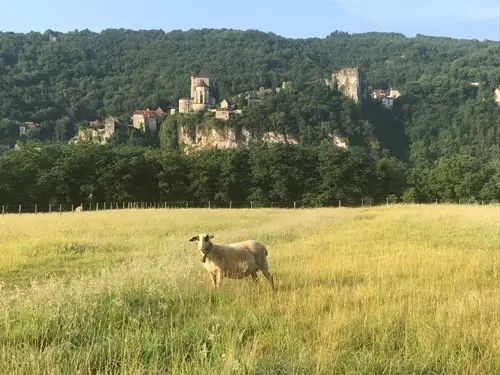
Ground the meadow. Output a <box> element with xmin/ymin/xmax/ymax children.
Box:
<box><xmin>0</xmin><ymin>205</ymin><xmax>499</xmax><ymax>374</ymax></box>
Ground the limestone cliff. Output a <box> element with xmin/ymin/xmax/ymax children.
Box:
<box><xmin>178</xmin><ymin>126</ymin><xmax>346</xmax><ymax>153</ymax></box>
<box><xmin>179</xmin><ymin>126</ymin><xmax>246</xmax><ymax>152</ymax></box>
<box><xmin>328</xmin><ymin>67</ymin><xmax>365</xmax><ymax>104</ymax></box>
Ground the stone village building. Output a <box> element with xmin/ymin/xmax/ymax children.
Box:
<box><xmin>210</xmin><ymin>99</ymin><xmax>242</xmax><ymax>120</ymax></box>
<box><xmin>370</xmin><ymin>87</ymin><xmax>401</xmax><ymax>109</ymax></box>
<box><xmin>177</xmin><ymin>73</ymin><xmax>241</xmax><ymax>120</ymax></box>
<box><xmin>131</xmin><ymin>107</ymin><xmax>165</xmax><ymax>131</ymax></box>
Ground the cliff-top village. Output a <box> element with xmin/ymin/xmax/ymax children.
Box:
<box><xmin>19</xmin><ymin>68</ymin><xmax>500</xmax><ymax>149</ymax></box>
<box><xmin>119</xmin><ymin>68</ymin><xmax>394</xmax><ymax>150</ymax></box>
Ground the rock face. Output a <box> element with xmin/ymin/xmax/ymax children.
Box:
<box><xmin>178</xmin><ymin>126</ymin><xmax>345</xmax><ymax>153</ymax></box>
<box><xmin>179</xmin><ymin>126</ymin><xmax>301</xmax><ymax>153</ymax></box>
<box><xmin>261</xmin><ymin>132</ymin><xmax>298</xmax><ymax>145</ymax></box>
<box><xmin>179</xmin><ymin>126</ymin><xmax>246</xmax><ymax>152</ymax></box>
<box><xmin>332</xmin><ymin>135</ymin><xmax>347</xmax><ymax>149</ymax></box>
<box><xmin>179</xmin><ymin>126</ymin><xmax>298</xmax><ymax>153</ymax></box>
<box><xmin>328</xmin><ymin>67</ymin><xmax>364</xmax><ymax>104</ymax></box>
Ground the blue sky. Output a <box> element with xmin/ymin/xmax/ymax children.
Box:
<box><xmin>1</xmin><ymin>0</ymin><xmax>499</xmax><ymax>40</ymax></box>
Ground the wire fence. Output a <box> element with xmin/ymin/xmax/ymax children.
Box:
<box><xmin>0</xmin><ymin>197</ymin><xmax>498</xmax><ymax>215</ymax></box>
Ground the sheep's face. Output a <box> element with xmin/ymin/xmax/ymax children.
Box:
<box><xmin>189</xmin><ymin>233</ymin><xmax>214</xmax><ymax>251</ymax></box>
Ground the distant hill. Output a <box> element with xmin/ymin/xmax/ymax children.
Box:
<box><xmin>0</xmin><ymin>29</ymin><xmax>497</xmax><ymax>123</ymax></box>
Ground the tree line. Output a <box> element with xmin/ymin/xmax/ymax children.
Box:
<box><xmin>0</xmin><ymin>141</ymin><xmax>496</xmax><ymax>206</ymax></box>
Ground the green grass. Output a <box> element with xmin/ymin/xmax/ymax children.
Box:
<box><xmin>0</xmin><ymin>205</ymin><xmax>499</xmax><ymax>374</ymax></box>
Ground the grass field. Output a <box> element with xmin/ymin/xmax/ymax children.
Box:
<box><xmin>0</xmin><ymin>205</ymin><xmax>499</xmax><ymax>374</ymax></box>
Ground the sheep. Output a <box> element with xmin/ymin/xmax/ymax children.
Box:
<box><xmin>189</xmin><ymin>233</ymin><xmax>275</xmax><ymax>290</ymax></box>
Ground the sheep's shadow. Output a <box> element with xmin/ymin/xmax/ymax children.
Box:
<box><xmin>276</xmin><ymin>274</ymin><xmax>365</xmax><ymax>292</ymax></box>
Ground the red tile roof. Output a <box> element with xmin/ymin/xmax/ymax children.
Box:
<box><xmin>134</xmin><ymin>108</ymin><xmax>165</xmax><ymax>118</ymax></box>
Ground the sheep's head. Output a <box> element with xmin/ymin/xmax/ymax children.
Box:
<box><xmin>189</xmin><ymin>233</ymin><xmax>214</xmax><ymax>262</ymax></box>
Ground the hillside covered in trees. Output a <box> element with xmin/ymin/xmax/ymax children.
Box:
<box><xmin>0</xmin><ymin>29</ymin><xmax>498</xmax><ymax>205</ymax></box>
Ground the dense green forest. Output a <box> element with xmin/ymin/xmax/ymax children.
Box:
<box><xmin>0</xmin><ymin>29</ymin><xmax>498</xmax><ymax>205</ymax></box>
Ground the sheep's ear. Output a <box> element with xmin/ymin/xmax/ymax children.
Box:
<box><xmin>189</xmin><ymin>236</ymin><xmax>199</xmax><ymax>242</ymax></box>
<box><xmin>208</xmin><ymin>234</ymin><xmax>215</xmax><ymax>239</ymax></box>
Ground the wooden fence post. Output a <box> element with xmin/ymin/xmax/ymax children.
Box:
<box><xmin>59</xmin><ymin>204</ymin><xmax>62</xmax><ymax>214</ymax></box>
<box><xmin>2</xmin><ymin>205</ymin><xmax>4</xmax><ymax>216</ymax></box>
<box><xmin>386</xmin><ymin>197</ymin><xmax>389</xmax><ymax>205</ymax></box>
<box><xmin>338</xmin><ymin>200</ymin><xmax>341</xmax><ymax>207</ymax></box>
<box><xmin>18</xmin><ymin>204</ymin><xmax>21</xmax><ymax>215</ymax></box>
<box><xmin>35</xmin><ymin>205</ymin><xmax>37</xmax><ymax>215</ymax></box>
<box><xmin>294</xmin><ymin>201</ymin><xmax>296</xmax><ymax>209</ymax></box>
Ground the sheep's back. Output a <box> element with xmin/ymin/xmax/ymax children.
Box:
<box><xmin>228</xmin><ymin>240</ymin><xmax>268</xmax><ymax>267</ymax></box>
<box><xmin>229</xmin><ymin>240</ymin><xmax>267</xmax><ymax>254</ymax></box>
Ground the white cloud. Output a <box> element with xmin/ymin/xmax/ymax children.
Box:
<box><xmin>328</xmin><ymin>0</ymin><xmax>499</xmax><ymax>25</ymax></box>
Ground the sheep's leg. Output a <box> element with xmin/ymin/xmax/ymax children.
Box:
<box><xmin>251</xmin><ymin>270</ymin><xmax>258</xmax><ymax>282</ymax></box>
<box><xmin>215</xmin><ymin>271</ymin><xmax>223</xmax><ymax>288</ymax></box>
<box><xmin>210</xmin><ymin>273</ymin><xmax>217</xmax><ymax>288</ymax></box>
<box><xmin>261</xmin><ymin>269</ymin><xmax>275</xmax><ymax>290</ymax></box>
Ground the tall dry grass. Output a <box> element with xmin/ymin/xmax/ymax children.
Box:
<box><xmin>0</xmin><ymin>205</ymin><xmax>499</xmax><ymax>374</ymax></box>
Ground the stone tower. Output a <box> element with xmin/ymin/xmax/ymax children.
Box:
<box><xmin>179</xmin><ymin>72</ymin><xmax>214</xmax><ymax>113</ymax></box>
<box><xmin>190</xmin><ymin>73</ymin><xmax>210</xmax><ymax>100</ymax></box>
